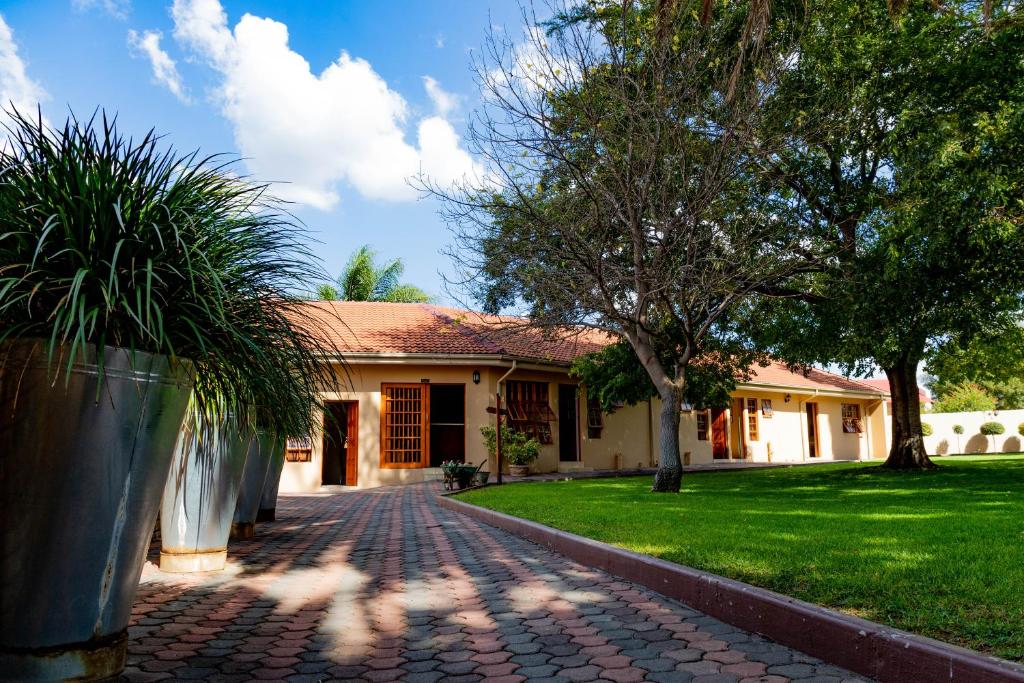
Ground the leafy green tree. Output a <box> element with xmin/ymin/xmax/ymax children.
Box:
<box><xmin>319</xmin><ymin>245</ymin><xmax>431</xmax><ymax>303</ymax></box>
<box><xmin>932</xmin><ymin>383</ymin><xmax>998</xmax><ymax>413</ymax></box>
<box><xmin>927</xmin><ymin>325</ymin><xmax>1024</xmax><ymax>409</ymax></box>
<box><xmin>743</xmin><ymin>0</ymin><xmax>1024</xmax><ymax>469</ymax></box>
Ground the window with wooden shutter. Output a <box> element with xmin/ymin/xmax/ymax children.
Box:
<box><xmin>380</xmin><ymin>383</ymin><xmax>429</xmax><ymax>468</ymax></box>
<box><xmin>842</xmin><ymin>403</ymin><xmax>863</xmax><ymax>433</ymax></box>
<box><xmin>746</xmin><ymin>398</ymin><xmax>759</xmax><ymax>441</ymax></box>
<box><xmin>506</xmin><ymin>380</ymin><xmax>556</xmax><ymax>444</ymax></box>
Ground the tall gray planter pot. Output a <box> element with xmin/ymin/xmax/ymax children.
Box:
<box><xmin>0</xmin><ymin>340</ymin><xmax>192</xmax><ymax>682</ymax></box>
<box><xmin>231</xmin><ymin>432</ymin><xmax>281</xmax><ymax>539</ymax></box>
<box><xmin>257</xmin><ymin>443</ymin><xmax>286</xmax><ymax>522</ymax></box>
<box><xmin>159</xmin><ymin>409</ymin><xmax>251</xmax><ymax>573</ymax></box>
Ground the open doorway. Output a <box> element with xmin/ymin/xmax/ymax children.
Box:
<box><xmin>558</xmin><ymin>384</ymin><xmax>579</xmax><ymax>462</ymax></box>
<box><xmin>322</xmin><ymin>401</ymin><xmax>358</xmax><ymax>486</ymax></box>
<box><xmin>429</xmin><ymin>384</ymin><xmax>465</xmax><ymax>467</ymax></box>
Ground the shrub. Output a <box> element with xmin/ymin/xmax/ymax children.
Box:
<box><xmin>980</xmin><ymin>422</ymin><xmax>1005</xmax><ymax>436</ymax></box>
<box><xmin>953</xmin><ymin>424</ymin><xmax>964</xmax><ymax>435</ymax></box>
<box><xmin>921</xmin><ymin>422</ymin><xmax>933</xmax><ymax>437</ymax></box>
<box><xmin>481</xmin><ymin>424</ymin><xmax>541</xmax><ymax>465</ymax></box>
<box><xmin>1019</xmin><ymin>423</ymin><xmax>1024</xmax><ymax>437</ymax></box>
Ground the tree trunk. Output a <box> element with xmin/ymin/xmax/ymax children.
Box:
<box><xmin>651</xmin><ymin>385</ymin><xmax>684</xmax><ymax>492</ymax></box>
<box><xmin>883</xmin><ymin>357</ymin><xmax>936</xmax><ymax>470</ymax></box>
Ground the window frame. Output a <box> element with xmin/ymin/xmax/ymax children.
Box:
<box><xmin>380</xmin><ymin>382</ymin><xmax>430</xmax><ymax>469</ymax></box>
<box><xmin>842</xmin><ymin>403</ymin><xmax>864</xmax><ymax>433</ymax></box>
<box><xmin>586</xmin><ymin>396</ymin><xmax>603</xmax><ymax>439</ymax></box>
<box><xmin>746</xmin><ymin>398</ymin><xmax>759</xmax><ymax>441</ymax></box>
<box><xmin>506</xmin><ymin>380</ymin><xmax>556</xmax><ymax>444</ymax></box>
<box><xmin>696</xmin><ymin>410</ymin><xmax>709</xmax><ymax>441</ymax></box>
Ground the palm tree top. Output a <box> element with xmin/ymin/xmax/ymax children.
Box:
<box><xmin>318</xmin><ymin>245</ymin><xmax>432</xmax><ymax>303</ymax></box>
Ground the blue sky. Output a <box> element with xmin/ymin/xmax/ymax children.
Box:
<box><xmin>0</xmin><ymin>0</ymin><xmax>526</xmax><ymax>302</ymax></box>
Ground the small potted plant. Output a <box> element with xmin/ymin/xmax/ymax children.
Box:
<box><xmin>481</xmin><ymin>424</ymin><xmax>541</xmax><ymax>477</ymax></box>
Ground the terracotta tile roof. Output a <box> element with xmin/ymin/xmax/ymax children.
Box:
<box><xmin>858</xmin><ymin>378</ymin><xmax>931</xmax><ymax>403</ymax></box>
<box><xmin>300</xmin><ymin>301</ymin><xmax>887</xmax><ymax>395</ymax></box>
<box><xmin>300</xmin><ymin>301</ymin><xmax>609</xmax><ymax>365</ymax></box>
<box><xmin>744</xmin><ymin>362</ymin><xmax>886</xmax><ymax>395</ymax></box>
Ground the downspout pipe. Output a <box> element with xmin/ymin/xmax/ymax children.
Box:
<box><xmin>495</xmin><ymin>360</ymin><xmax>517</xmax><ymax>484</ymax></box>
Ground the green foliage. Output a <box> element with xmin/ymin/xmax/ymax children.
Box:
<box><xmin>954</xmin><ymin>424</ymin><xmax>965</xmax><ymax>435</ymax></box>
<box><xmin>460</xmin><ymin>456</ymin><xmax>1024</xmax><ymax>660</ymax></box>
<box><xmin>325</xmin><ymin>245</ymin><xmax>431</xmax><ymax>303</ymax></box>
<box><xmin>316</xmin><ymin>284</ymin><xmax>339</xmax><ymax>301</ymax></box>
<box><xmin>927</xmin><ymin>325</ymin><xmax>1024</xmax><ymax>409</ymax></box>
<box><xmin>1019</xmin><ymin>423</ymin><xmax>1024</xmax><ymax>437</ymax></box>
<box><xmin>980</xmin><ymin>422</ymin><xmax>1005</xmax><ymax>436</ymax></box>
<box><xmin>932</xmin><ymin>382</ymin><xmax>998</xmax><ymax>413</ymax></box>
<box><xmin>569</xmin><ymin>339</ymin><xmax>761</xmax><ymax>412</ymax></box>
<box><xmin>742</xmin><ymin>0</ymin><xmax>1024</xmax><ymax>466</ymax></box>
<box><xmin>480</xmin><ymin>424</ymin><xmax>540</xmax><ymax>466</ymax></box>
<box><xmin>0</xmin><ymin>109</ymin><xmax>337</xmax><ymax>437</ymax></box>
<box><xmin>921</xmin><ymin>422</ymin><xmax>933</xmax><ymax>437</ymax></box>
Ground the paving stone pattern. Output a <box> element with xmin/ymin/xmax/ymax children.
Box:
<box><xmin>125</xmin><ymin>483</ymin><xmax>871</xmax><ymax>682</ymax></box>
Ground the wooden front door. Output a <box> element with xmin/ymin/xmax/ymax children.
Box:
<box><xmin>806</xmin><ymin>402</ymin><xmax>819</xmax><ymax>458</ymax></box>
<box><xmin>322</xmin><ymin>401</ymin><xmax>359</xmax><ymax>486</ymax></box>
<box><xmin>344</xmin><ymin>401</ymin><xmax>359</xmax><ymax>486</ymax></box>
<box><xmin>710</xmin><ymin>408</ymin><xmax>729</xmax><ymax>459</ymax></box>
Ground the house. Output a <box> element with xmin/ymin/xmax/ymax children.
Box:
<box><xmin>279</xmin><ymin>302</ymin><xmax>890</xmax><ymax>492</ymax></box>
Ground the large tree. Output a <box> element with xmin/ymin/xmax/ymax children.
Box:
<box><xmin>430</xmin><ymin>1</ymin><xmax>825</xmax><ymax>491</ymax></box>
<box><xmin>743</xmin><ymin>0</ymin><xmax>1024</xmax><ymax>469</ymax></box>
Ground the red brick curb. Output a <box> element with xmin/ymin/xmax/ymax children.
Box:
<box><xmin>438</xmin><ymin>494</ymin><xmax>1024</xmax><ymax>683</ymax></box>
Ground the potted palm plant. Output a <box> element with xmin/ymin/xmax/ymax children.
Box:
<box><xmin>0</xmin><ymin>110</ymin><xmax>337</xmax><ymax>680</ymax></box>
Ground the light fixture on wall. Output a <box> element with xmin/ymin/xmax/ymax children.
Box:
<box><xmin>472</xmin><ymin>370</ymin><xmax>481</xmax><ymax>384</ymax></box>
<box><xmin>784</xmin><ymin>394</ymin><xmax>791</xmax><ymax>403</ymax></box>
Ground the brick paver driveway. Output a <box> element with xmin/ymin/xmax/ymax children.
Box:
<box><xmin>126</xmin><ymin>484</ymin><xmax>869</xmax><ymax>683</ymax></box>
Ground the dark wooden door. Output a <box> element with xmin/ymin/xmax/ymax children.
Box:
<box><xmin>558</xmin><ymin>384</ymin><xmax>579</xmax><ymax>461</ymax></box>
<box><xmin>710</xmin><ymin>408</ymin><xmax>728</xmax><ymax>459</ymax></box>
<box><xmin>344</xmin><ymin>401</ymin><xmax>358</xmax><ymax>486</ymax></box>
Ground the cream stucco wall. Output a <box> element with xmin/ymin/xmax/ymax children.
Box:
<box><xmin>279</xmin><ymin>362</ymin><xmax>573</xmax><ymax>492</ymax></box>
<box><xmin>583</xmin><ymin>389</ymin><xmax>886</xmax><ymax>469</ymax></box>
<box><xmin>279</xmin><ymin>358</ymin><xmax>890</xmax><ymax>492</ymax></box>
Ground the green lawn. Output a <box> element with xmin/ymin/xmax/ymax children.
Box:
<box><xmin>459</xmin><ymin>455</ymin><xmax>1024</xmax><ymax>661</ymax></box>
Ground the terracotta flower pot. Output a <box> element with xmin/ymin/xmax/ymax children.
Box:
<box><xmin>509</xmin><ymin>464</ymin><xmax>530</xmax><ymax>477</ymax></box>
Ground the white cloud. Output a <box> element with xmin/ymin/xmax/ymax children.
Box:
<box><xmin>128</xmin><ymin>29</ymin><xmax>189</xmax><ymax>103</ymax></box>
<box><xmin>73</xmin><ymin>0</ymin><xmax>131</xmax><ymax>20</ymax></box>
<box><xmin>0</xmin><ymin>15</ymin><xmax>46</xmax><ymax>130</ymax></box>
<box><xmin>422</xmin><ymin>76</ymin><xmax>458</xmax><ymax>118</ymax></box>
<box><xmin>169</xmin><ymin>0</ymin><xmax>480</xmax><ymax>210</ymax></box>
<box><xmin>434</xmin><ymin>33</ymin><xmax>445</xmax><ymax>49</ymax></box>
